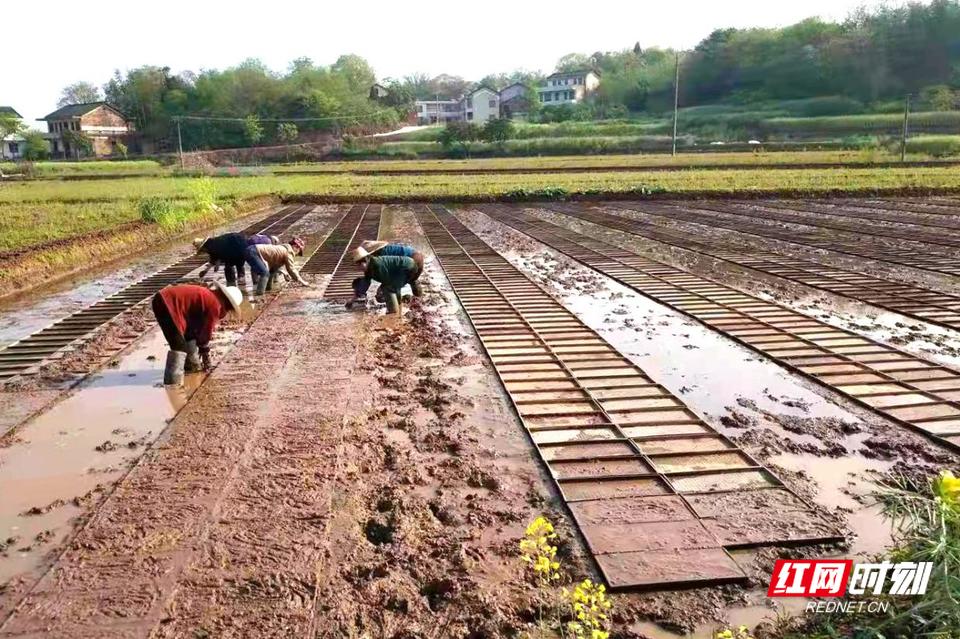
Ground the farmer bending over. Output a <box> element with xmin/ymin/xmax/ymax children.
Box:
<box><xmin>359</xmin><ymin>240</ymin><xmax>425</xmax><ymax>299</ymax></box>
<box><xmin>346</xmin><ymin>245</ymin><xmax>422</xmax><ymax>313</ymax></box>
<box><xmin>252</xmin><ymin>237</ymin><xmax>312</xmax><ymax>295</ymax></box>
<box><xmin>194</xmin><ymin>232</ymin><xmax>249</xmax><ymax>284</ymax></box>
<box><xmin>151</xmin><ymin>282</ymin><xmax>242</xmax><ymax>385</ymax></box>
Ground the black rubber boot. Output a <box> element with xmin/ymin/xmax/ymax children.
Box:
<box><xmin>184</xmin><ymin>341</ymin><xmax>202</xmax><ymax>373</ymax></box>
<box><xmin>255</xmin><ymin>273</ymin><xmax>269</xmax><ymax>296</ymax></box>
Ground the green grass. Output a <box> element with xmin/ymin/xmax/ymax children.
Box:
<box><xmin>0</xmin><ymin>160</ymin><xmax>164</xmax><ymax>177</ymax></box>
<box><xmin>277</xmin><ymin>149</ymin><xmax>920</xmax><ymax>173</ymax></box>
<box><xmin>0</xmin><ymin>201</ymin><xmax>144</xmax><ymax>251</ymax></box>
<box><xmin>761</xmin><ymin>111</ymin><xmax>960</xmax><ymax>137</ymax></box>
<box><xmin>4</xmin><ymin>161</ymin><xmax>959</xmax><ymax>253</ymax></box>
<box><xmin>904</xmin><ymin>135</ymin><xmax>960</xmax><ymax>158</ymax></box>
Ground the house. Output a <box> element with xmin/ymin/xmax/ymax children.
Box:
<box><xmin>0</xmin><ymin>107</ymin><xmax>25</xmax><ymax>160</ymax></box>
<box><xmin>463</xmin><ymin>86</ymin><xmax>499</xmax><ymax>124</ymax></box>
<box><xmin>538</xmin><ymin>70</ymin><xmax>600</xmax><ymax>106</ymax></box>
<box><xmin>369</xmin><ymin>83</ymin><xmax>390</xmax><ymax>100</ymax></box>
<box><xmin>414</xmin><ymin>99</ymin><xmax>463</xmax><ymax>125</ymax></box>
<box><xmin>39</xmin><ymin>102</ymin><xmax>137</xmax><ymax>158</ymax></box>
<box><xmin>498</xmin><ymin>83</ymin><xmax>531</xmax><ymax>119</ymax></box>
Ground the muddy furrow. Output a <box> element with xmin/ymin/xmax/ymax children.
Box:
<box><xmin>0</xmin><ymin>205</ymin><xmax>313</xmax><ymax>383</ymax></box>
<box><xmin>623</xmin><ymin>201</ymin><xmax>960</xmax><ymax>279</ymax></box>
<box><xmin>323</xmin><ymin>205</ymin><xmax>383</xmax><ymax>301</ymax></box>
<box><xmin>541</xmin><ymin>202</ymin><xmax>960</xmax><ymax>333</ymax></box>
<box><xmin>414</xmin><ymin>203</ymin><xmax>841</xmax><ymax>592</ymax></box>
<box><xmin>479</xmin><ymin>204</ymin><xmax>960</xmax><ymax>452</ymax></box>
<box><xmin>760</xmin><ymin>199</ymin><xmax>960</xmax><ymax>233</ymax></box>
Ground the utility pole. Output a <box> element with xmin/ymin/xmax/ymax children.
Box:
<box><xmin>176</xmin><ymin>118</ymin><xmax>184</xmax><ymax>170</ymax></box>
<box><xmin>672</xmin><ymin>52</ymin><xmax>681</xmax><ymax>157</ymax></box>
<box><xmin>900</xmin><ymin>94</ymin><xmax>911</xmax><ymax>163</ymax></box>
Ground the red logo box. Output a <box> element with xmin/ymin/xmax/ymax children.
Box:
<box><xmin>768</xmin><ymin>559</ymin><xmax>853</xmax><ymax>597</ymax></box>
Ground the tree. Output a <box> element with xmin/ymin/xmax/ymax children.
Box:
<box><xmin>276</xmin><ymin>122</ymin><xmax>298</xmax><ymax>161</ymax></box>
<box><xmin>243</xmin><ymin>115</ymin><xmax>264</xmax><ymax>146</ymax></box>
<box><xmin>62</xmin><ymin>130</ymin><xmax>93</xmax><ymax>159</ymax></box>
<box><xmin>58</xmin><ymin>81</ymin><xmax>102</xmax><ymax>107</ymax></box>
<box><xmin>438</xmin><ymin>121</ymin><xmax>481</xmax><ymax>157</ymax></box>
<box><xmin>0</xmin><ymin>113</ymin><xmax>24</xmax><ymax>139</ymax></box>
<box><xmin>22</xmin><ymin>131</ymin><xmax>49</xmax><ymax>160</ymax></box>
<box><xmin>483</xmin><ymin>118</ymin><xmax>515</xmax><ymax>145</ymax></box>
<box><xmin>115</xmin><ymin>140</ymin><xmax>128</xmax><ymax>159</ymax></box>
<box><xmin>555</xmin><ymin>53</ymin><xmax>594</xmax><ymax>73</ymax></box>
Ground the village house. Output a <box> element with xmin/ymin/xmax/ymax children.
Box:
<box><xmin>414</xmin><ymin>99</ymin><xmax>464</xmax><ymax>125</ymax></box>
<box><xmin>538</xmin><ymin>70</ymin><xmax>600</xmax><ymax>106</ymax></box>
<box><xmin>498</xmin><ymin>83</ymin><xmax>532</xmax><ymax>119</ymax></box>
<box><xmin>0</xmin><ymin>107</ymin><xmax>25</xmax><ymax>160</ymax></box>
<box><xmin>39</xmin><ymin>102</ymin><xmax>137</xmax><ymax>158</ymax></box>
<box><xmin>462</xmin><ymin>86</ymin><xmax>499</xmax><ymax>124</ymax></box>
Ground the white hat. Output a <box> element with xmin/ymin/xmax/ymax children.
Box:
<box><xmin>213</xmin><ymin>281</ymin><xmax>243</xmax><ymax>313</ymax></box>
<box><xmin>360</xmin><ymin>240</ymin><xmax>389</xmax><ymax>253</ymax></box>
<box><xmin>349</xmin><ymin>246</ymin><xmax>371</xmax><ymax>262</ymax></box>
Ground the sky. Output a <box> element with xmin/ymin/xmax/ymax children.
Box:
<box><xmin>4</xmin><ymin>0</ymin><xmax>892</xmax><ymax>129</ymax></box>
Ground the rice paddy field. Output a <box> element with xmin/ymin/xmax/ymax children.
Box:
<box><xmin>4</xmin><ymin>161</ymin><xmax>960</xmax><ymax>254</ymax></box>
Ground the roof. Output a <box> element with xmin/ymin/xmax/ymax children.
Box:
<box><xmin>500</xmin><ymin>82</ymin><xmax>528</xmax><ymax>91</ymax></box>
<box><xmin>39</xmin><ymin>102</ymin><xmax>128</xmax><ymax>121</ymax></box>
<box><xmin>467</xmin><ymin>85</ymin><xmax>499</xmax><ymax>96</ymax></box>
<box><xmin>0</xmin><ymin>107</ymin><xmax>22</xmax><ymax>118</ymax></box>
<box><xmin>547</xmin><ymin>69</ymin><xmax>600</xmax><ymax>79</ymax></box>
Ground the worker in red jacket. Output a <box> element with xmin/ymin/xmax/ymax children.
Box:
<box><xmin>151</xmin><ymin>281</ymin><xmax>243</xmax><ymax>384</ymax></box>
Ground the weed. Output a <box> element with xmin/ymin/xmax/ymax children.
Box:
<box><xmin>138</xmin><ymin>197</ymin><xmax>175</xmax><ymax>224</ymax></box>
<box><xmin>564</xmin><ymin>579</ymin><xmax>612</xmax><ymax>639</ymax></box>
<box><xmin>713</xmin><ymin>626</ymin><xmax>754</xmax><ymax>639</ymax></box>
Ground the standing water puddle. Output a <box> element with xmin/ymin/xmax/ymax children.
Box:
<box><xmin>0</xmin><ymin>330</ymin><xmax>207</xmax><ymax>586</ymax></box>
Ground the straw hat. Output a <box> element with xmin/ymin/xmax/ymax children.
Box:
<box><xmin>193</xmin><ymin>237</ymin><xmax>209</xmax><ymax>251</ymax></box>
<box><xmin>213</xmin><ymin>281</ymin><xmax>243</xmax><ymax>313</ymax></box>
<box><xmin>360</xmin><ymin>240</ymin><xmax>389</xmax><ymax>254</ymax></box>
<box><xmin>349</xmin><ymin>246</ymin><xmax>371</xmax><ymax>263</ymax></box>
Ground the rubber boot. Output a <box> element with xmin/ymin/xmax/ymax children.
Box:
<box><xmin>374</xmin><ymin>286</ymin><xmax>385</xmax><ymax>303</ymax></box>
<box><xmin>410</xmin><ymin>281</ymin><xmax>423</xmax><ymax>298</ymax></box>
<box><xmin>255</xmin><ymin>272</ymin><xmax>269</xmax><ymax>296</ymax></box>
<box><xmin>384</xmin><ymin>292</ymin><xmax>401</xmax><ymax>315</ymax></box>
<box><xmin>184</xmin><ymin>340</ymin><xmax>202</xmax><ymax>373</ymax></box>
<box><xmin>164</xmin><ymin>350</ymin><xmax>186</xmax><ymax>385</ymax></box>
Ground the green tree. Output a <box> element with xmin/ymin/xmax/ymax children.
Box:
<box><xmin>0</xmin><ymin>114</ymin><xmax>24</xmax><ymax>139</ymax></box>
<box><xmin>62</xmin><ymin>130</ymin><xmax>93</xmax><ymax>159</ymax></box>
<box><xmin>115</xmin><ymin>140</ymin><xmax>128</xmax><ymax>159</ymax></box>
<box><xmin>438</xmin><ymin>121</ymin><xmax>481</xmax><ymax>157</ymax></box>
<box><xmin>921</xmin><ymin>85</ymin><xmax>959</xmax><ymax>110</ymax></box>
<box><xmin>276</xmin><ymin>122</ymin><xmax>298</xmax><ymax>161</ymax></box>
<box><xmin>483</xmin><ymin>118</ymin><xmax>515</xmax><ymax>144</ymax></box>
<box><xmin>243</xmin><ymin>115</ymin><xmax>264</xmax><ymax>146</ymax></box>
<box><xmin>57</xmin><ymin>81</ymin><xmax>102</xmax><ymax>107</ymax></box>
<box><xmin>22</xmin><ymin>131</ymin><xmax>49</xmax><ymax>160</ymax></box>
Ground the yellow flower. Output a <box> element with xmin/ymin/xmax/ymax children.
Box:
<box><xmin>935</xmin><ymin>470</ymin><xmax>960</xmax><ymax>506</ymax></box>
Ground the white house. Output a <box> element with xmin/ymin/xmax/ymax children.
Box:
<box><xmin>463</xmin><ymin>86</ymin><xmax>499</xmax><ymax>124</ymax></box>
<box><xmin>538</xmin><ymin>70</ymin><xmax>600</xmax><ymax>106</ymax></box>
<box><xmin>414</xmin><ymin>99</ymin><xmax>463</xmax><ymax>125</ymax></box>
<box><xmin>0</xmin><ymin>107</ymin><xmax>25</xmax><ymax>160</ymax></box>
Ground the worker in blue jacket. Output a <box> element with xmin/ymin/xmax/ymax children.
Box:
<box><xmin>359</xmin><ymin>241</ymin><xmax>424</xmax><ymax>298</ymax></box>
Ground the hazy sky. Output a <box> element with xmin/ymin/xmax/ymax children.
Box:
<box><xmin>5</xmin><ymin>0</ymin><xmax>891</xmax><ymax>128</ymax></box>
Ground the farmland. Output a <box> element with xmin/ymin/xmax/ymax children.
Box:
<box><xmin>2</xmin><ymin>191</ymin><xmax>960</xmax><ymax>638</ymax></box>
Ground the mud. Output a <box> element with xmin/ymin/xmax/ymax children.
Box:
<box><xmin>451</xmin><ymin>203</ymin><xmax>960</xmax><ymax>636</ymax></box>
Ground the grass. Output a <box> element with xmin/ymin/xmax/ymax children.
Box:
<box><xmin>0</xmin><ymin>201</ymin><xmax>146</xmax><ymax>252</ymax></box>
<box><xmin>276</xmin><ymin>150</ymin><xmax>924</xmax><ymax>173</ymax></box>
<box><xmin>761</xmin><ymin>111</ymin><xmax>960</xmax><ymax>137</ymax></box>
<box><xmin>904</xmin><ymin>135</ymin><xmax>960</xmax><ymax>158</ymax></box>
<box><xmin>0</xmin><ymin>159</ymin><xmax>164</xmax><ymax>177</ymax></box>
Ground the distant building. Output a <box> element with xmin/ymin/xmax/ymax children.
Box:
<box><xmin>39</xmin><ymin>102</ymin><xmax>137</xmax><ymax>158</ymax></box>
<box><xmin>538</xmin><ymin>70</ymin><xmax>600</xmax><ymax>106</ymax></box>
<box><xmin>0</xmin><ymin>107</ymin><xmax>24</xmax><ymax>160</ymax></box>
<box><xmin>463</xmin><ymin>86</ymin><xmax>499</xmax><ymax>124</ymax></box>
<box><xmin>499</xmin><ymin>83</ymin><xmax>532</xmax><ymax>119</ymax></box>
<box><xmin>415</xmin><ymin>99</ymin><xmax>464</xmax><ymax>125</ymax></box>
<box><xmin>369</xmin><ymin>83</ymin><xmax>390</xmax><ymax>100</ymax></box>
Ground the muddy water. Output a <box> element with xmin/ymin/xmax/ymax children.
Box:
<box><xmin>0</xmin><ymin>205</ymin><xmax>296</xmax><ymax>349</ymax></box>
<box><xmin>452</xmin><ymin>206</ymin><xmax>910</xmax><ymax>638</ymax></box>
<box><xmin>0</xmin><ymin>309</ymin><xmax>260</xmax><ymax>587</ymax></box>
